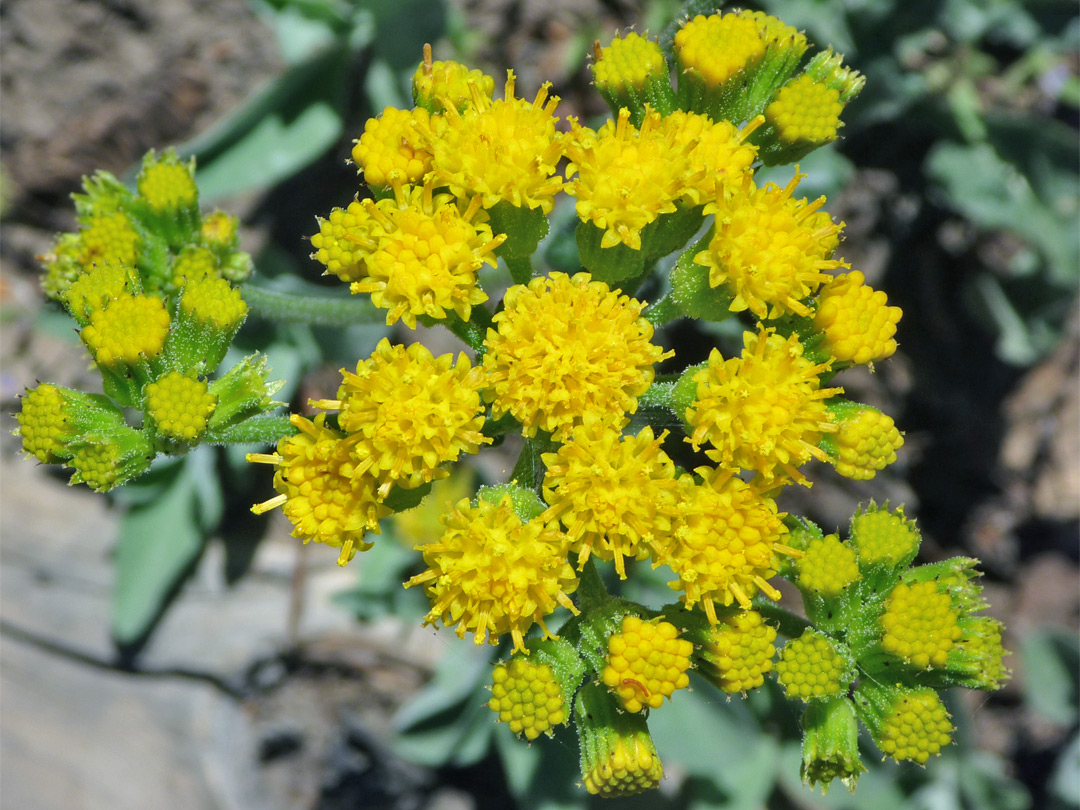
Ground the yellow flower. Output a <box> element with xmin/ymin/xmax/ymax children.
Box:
<box><xmin>827</xmin><ymin>405</ymin><xmax>904</xmax><ymax>481</ymax></box>
<box><xmin>797</xmin><ymin>534</ymin><xmax>860</xmax><ymax>597</ymax></box>
<box><xmin>659</xmin><ymin>110</ymin><xmax>761</xmax><ymax>199</ymax></box>
<box><xmin>404</xmin><ymin>494</ymin><xmax>579</xmax><ymax>652</ymax></box>
<box><xmin>426</xmin><ymin>71</ymin><xmax>564</xmax><ymax>214</ymax></box>
<box><xmin>765</xmin><ymin>74</ymin><xmax>844</xmax><ymax>146</ymax></box>
<box><xmin>137</xmin><ymin>152</ymin><xmax>198</xmax><ymax>212</ymax></box>
<box><xmin>859</xmin><ymin>685</ymin><xmax>954</xmax><ymax>764</ymax></box>
<box><xmin>850</xmin><ymin>505</ymin><xmax>920</xmax><ymax>568</ymax></box>
<box><xmin>880</xmin><ymin>581</ymin><xmax>963</xmax><ymax>669</ymax></box>
<box><xmin>68</xmin><ymin>432</ymin><xmax>153</xmax><ymax>493</ymax></box>
<box><xmin>674</xmin><ymin>12</ymin><xmax>765</xmax><ymax>89</ymax></box>
<box><xmin>591</xmin><ymin>32</ymin><xmax>667</xmax><ymax>94</ymax></box>
<box><xmin>63</xmin><ymin>263</ymin><xmax>134</xmax><ymax>323</ymax></box>
<box><xmin>653</xmin><ymin>468</ymin><xmax>796</xmax><ymax>621</ymax></box>
<box><xmin>815</xmin><ymin>270</ymin><xmax>902</xmax><ymax>364</ymax></box>
<box><xmin>601</xmin><ymin>615</ymin><xmax>693</xmax><ymax>713</ymax></box>
<box><xmin>171</xmin><ymin>246</ymin><xmax>219</xmax><ymax>289</ymax></box>
<box><xmin>248</xmin><ymin>413</ymin><xmax>389</xmax><ymax>566</ymax></box>
<box><xmin>483</xmin><ymin>272</ymin><xmax>670</xmax><ymax>440</ymax></box>
<box><xmin>775</xmin><ymin>630</ymin><xmax>851</xmax><ymax>701</ymax></box>
<box><xmin>412</xmin><ymin>46</ymin><xmax>495</xmax><ymax>112</ymax></box>
<box><xmin>686</xmin><ymin>327</ymin><xmax>841</xmax><ymax>484</ymax></box>
<box><xmin>695</xmin><ymin>609</ymin><xmax>777</xmax><ymax>693</ymax></box>
<box><xmin>318</xmin><ymin>338</ymin><xmax>489</xmax><ymax>497</ymax></box>
<box><xmin>541</xmin><ymin>421</ymin><xmax>678</xmax><ymax>578</ymax></box>
<box><xmin>77</xmin><ymin>211</ymin><xmax>141</xmax><ymax>270</ymax></box>
<box><xmin>563</xmin><ymin>108</ymin><xmax>701</xmax><ymax>250</ymax></box>
<box><xmin>144</xmin><ymin>372</ymin><xmax>217</xmax><ymax>442</ymax></box>
<box><xmin>695</xmin><ymin>173</ymin><xmax>847</xmax><ymax>319</ymax></box>
<box><xmin>179</xmin><ymin>274</ymin><xmax>248</xmax><ymax>332</ymax></box>
<box><xmin>310</xmin><ymin>199</ymin><xmax>384</xmax><ymax>283</ymax></box>
<box><xmin>80</xmin><ymin>293</ymin><xmax>171</xmax><ymax>368</ymax></box>
<box><xmin>200</xmin><ymin>210</ymin><xmax>239</xmax><ymax>250</ymax></box>
<box><xmin>489</xmin><ymin>656</ymin><xmax>569</xmax><ymax>740</ymax></box>
<box><xmin>349</xmin><ymin>181</ymin><xmax>502</xmax><ymax>328</ymax></box>
<box><xmin>16</xmin><ymin>384</ymin><xmax>73</xmax><ymax>463</ymax></box>
<box><xmin>350</xmin><ymin>106</ymin><xmax>435</xmax><ymax>189</ymax></box>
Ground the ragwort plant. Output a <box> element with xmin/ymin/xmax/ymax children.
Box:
<box><xmin>15</xmin><ymin>7</ymin><xmax>1009</xmax><ymax>800</ymax></box>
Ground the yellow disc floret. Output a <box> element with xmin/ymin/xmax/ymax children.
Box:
<box><xmin>80</xmin><ymin>293</ymin><xmax>170</xmax><ymax>367</ymax></box>
<box><xmin>247</xmin><ymin>414</ymin><xmax>389</xmax><ymax>566</ymax></box>
<box><xmin>145</xmin><ymin>372</ymin><xmax>216</xmax><ymax>442</ymax></box>
<box><xmin>351</xmin><ymin>106</ymin><xmax>434</xmax><ymax>189</ymax></box>
<box><xmin>310</xmin><ymin>199</ymin><xmax>383</xmax><ymax>284</ymax></box>
<box><xmin>880</xmin><ymin>581</ymin><xmax>963</xmax><ymax>669</ymax></box>
<box><xmin>850</xmin><ymin>506</ymin><xmax>920</xmax><ymax>568</ymax></box>
<box><xmin>489</xmin><ymin>657</ymin><xmax>568</xmax><ymax>740</ymax></box>
<box><xmin>765</xmin><ymin>74</ymin><xmax>844</xmax><ymax>145</ymax></box>
<box><xmin>564</xmin><ymin>108</ymin><xmax>701</xmax><ymax>250</ymax></box>
<box><xmin>829</xmin><ymin>407</ymin><xmax>904</xmax><ymax>480</ymax></box>
<box><xmin>797</xmin><ymin>534</ymin><xmax>860</xmax><ymax>597</ymax></box>
<box><xmin>541</xmin><ymin>422</ymin><xmax>679</xmax><ymax>578</ymax></box>
<box><xmin>653</xmin><ymin>468</ymin><xmax>794</xmax><ymax>621</ymax></box>
<box><xmin>426</xmin><ymin>71</ymin><xmax>564</xmax><ymax>214</ymax></box>
<box><xmin>659</xmin><ymin>110</ymin><xmax>760</xmax><ymax>199</ymax></box>
<box><xmin>602</xmin><ymin>616</ymin><xmax>693</xmax><ymax>713</ymax></box>
<box><xmin>875</xmin><ymin>689</ymin><xmax>954</xmax><ymax>764</ymax></box>
<box><xmin>77</xmin><ymin>211</ymin><xmax>141</xmax><ymax>270</ymax></box>
<box><xmin>686</xmin><ymin>327</ymin><xmax>841</xmax><ymax>484</ymax></box>
<box><xmin>405</xmin><ymin>494</ymin><xmax>579</xmax><ymax>653</ymax></box>
<box><xmin>696</xmin><ymin>173</ymin><xmax>846</xmax><ymax>319</ymax></box>
<box><xmin>179</xmin><ymin>275</ymin><xmax>248</xmax><ymax>331</ymax></box>
<box><xmin>698</xmin><ymin>610</ymin><xmax>777</xmax><ymax>693</ymax></box>
<box><xmin>591</xmin><ymin>32</ymin><xmax>667</xmax><ymax>93</ymax></box>
<box><xmin>327</xmin><ymin>338</ymin><xmax>490</xmax><ymax>496</ymax></box>
<box><xmin>674</xmin><ymin>12</ymin><xmax>765</xmax><ymax>88</ymax></box>
<box><xmin>16</xmin><ymin>384</ymin><xmax>70</xmax><ymax>463</ymax></box>
<box><xmin>349</xmin><ymin>181</ymin><xmax>502</xmax><ymax>328</ymax></box>
<box><xmin>815</xmin><ymin>270</ymin><xmax>903</xmax><ymax>364</ymax></box>
<box><xmin>483</xmin><ymin>272</ymin><xmax>670</xmax><ymax>440</ymax></box>
<box><xmin>775</xmin><ymin>630</ymin><xmax>850</xmax><ymax>701</ymax></box>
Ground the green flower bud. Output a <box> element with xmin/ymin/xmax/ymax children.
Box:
<box><xmin>800</xmin><ymin>697</ymin><xmax>866</xmax><ymax>793</ymax></box>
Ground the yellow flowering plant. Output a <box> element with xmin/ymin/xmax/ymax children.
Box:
<box><xmin>13</xmin><ymin>6</ymin><xmax>1012</xmax><ymax>801</ymax></box>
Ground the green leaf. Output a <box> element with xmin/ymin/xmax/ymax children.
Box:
<box><xmin>1020</xmin><ymin>628</ymin><xmax>1079</xmax><ymax>723</ymax></box>
<box><xmin>111</xmin><ymin>460</ymin><xmax>207</xmax><ymax>646</ymax></box>
<box><xmin>178</xmin><ymin>45</ymin><xmax>349</xmax><ymax>201</ymax></box>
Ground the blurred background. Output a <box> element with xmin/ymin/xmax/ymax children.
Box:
<box><xmin>1</xmin><ymin>1</ymin><xmax>1077</xmax><ymax>809</ymax></box>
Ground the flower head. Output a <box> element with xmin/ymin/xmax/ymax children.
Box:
<box><xmin>815</xmin><ymin>270</ymin><xmax>902</xmax><ymax>365</ymax></box>
<box><xmin>659</xmin><ymin>111</ymin><xmax>760</xmax><ymax>199</ymax></box>
<box><xmin>483</xmin><ymin>272</ymin><xmax>669</xmax><ymax>440</ymax></box>
<box><xmin>601</xmin><ymin>615</ymin><xmax>693</xmax><ymax>713</ymax></box>
<box><xmin>200</xmin><ymin>210</ymin><xmax>240</xmax><ymax>251</ymax></box>
<box><xmin>413</xmin><ymin>48</ymin><xmax>495</xmax><ymax>112</ymax></box>
<box><xmin>542</xmin><ymin>422</ymin><xmax>678</xmax><ymax>578</ymax></box>
<box><xmin>695</xmin><ymin>173</ymin><xmax>846</xmax><ymax>319</ymax></box>
<box><xmin>68</xmin><ymin>429</ymin><xmax>154</xmax><ymax>492</ymax></box>
<box><xmin>77</xmin><ymin>211</ymin><xmax>141</xmax><ymax>270</ymax></box>
<box><xmin>349</xmin><ymin>181</ymin><xmax>502</xmax><ymax>327</ymax></box>
<box><xmin>576</xmin><ymin>683</ymin><xmax>664</xmax><ymax>797</ymax></box>
<box><xmin>137</xmin><ymin>151</ymin><xmax>198</xmax><ymax>212</ymax></box>
<box><xmin>694</xmin><ymin>609</ymin><xmax>777</xmax><ymax>693</ymax></box>
<box><xmin>653</xmin><ymin>468</ymin><xmax>794</xmax><ymax>620</ymax></box>
<box><xmin>145</xmin><ymin>372</ymin><xmax>217</xmax><ymax>442</ymax></box>
<box><xmin>856</xmin><ymin>684</ymin><xmax>954</xmax><ymax>764</ymax></box>
<box><xmin>80</xmin><ymin>293</ymin><xmax>171</xmax><ymax>368</ymax></box>
<box><xmin>775</xmin><ymin>630</ymin><xmax>852</xmax><ymax>701</ymax></box>
<box><xmin>325</xmin><ymin>338</ymin><xmax>489</xmax><ymax>496</ymax></box>
<box><xmin>63</xmin><ymin>262</ymin><xmax>135</xmax><ymax>324</ymax></box>
<box><xmin>797</xmin><ymin>534</ymin><xmax>860</xmax><ymax>597</ymax></box>
<box><xmin>850</xmin><ymin>505</ymin><xmax>921</xmax><ymax>569</ymax></box>
<box><xmin>765</xmin><ymin>74</ymin><xmax>844</xmax><ymax>147</ymax></box>
<box><xmin>171</xmin><ymin>246</ymin><xmax>220</xmax><ymax>289</ymax></box>
<box><xmin>405</xmin><ymin>494</ymin><xmax>579</xmax><ymax>652</ymax></box>
<box><xmin>674</xmin><ymin>12</ymin><xmax>765</xmax><ymax>89</ymax></box>
<box><xmin>310</xmin><ymin>199</ymin><xmax>384</xmax><ymax>283</ymax></box>
<box><xmin>426</xmin><ymin>71</ymin><xmax>564</xmax><ymax>214</ymax></box>
<box><xmin>489</xmin><ymin>656</ymin><xmax>569</xmax><ymax>740</ymax></box>
<box><xmin>880</xmin><ymin>581</ymin><xmax>963</xmax><ymax>669</ymax></box>
<box><xmin>248</xmin><ymin>414</ymin><xmax>388</xmax><ymax>565</ymax></box>
<box><xmin>351</xmin><ymin>106</ymin><xmax>435</xmax><ymax>189</ymax></box>
<box><xmin>591</xmin><ymin>32</ymin><xmax>668</xmax><ymax>95</ymax></box>
<box><xmin>825</xmin><ymin>404</ymin><xmax>904</xmax><ymax>480</ymax></box>
<box><xmin>563</xmin><ymin>108</ymin><xmax>701</xmax><ymax>250</ymax></box>
<box><xmin>179</xmin><ymin>274</ymin><xmax>247</xmax><ymax>332</ymax></box>
<box><xmin>686</xmin><ymin>327</ymin><xmax>841</xmax><ymax>484</ymax></box>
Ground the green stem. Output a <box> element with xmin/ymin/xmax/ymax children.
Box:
<box><xmin>504</xmin><ymin>256</ymin><xmax>534</xmax><ymax>286</ymax></box>
<box><xmin>241</xmin><ymin>282</ymin><xmax>383</xmax><ymax>326</ymax></box>
<box><xmin>443</xmin><ymin>307</ymin><xmax>493</xmax><ymax>355</ymax></box>
<box><xmin>643</xmin><ymin>291</ymin><xmax>683</xmax><ymax>327</ymax></box>
<box><xmin>756</xmin><ymin>599</ymin><xmax>813</xmax><ymax>639</ymax></box>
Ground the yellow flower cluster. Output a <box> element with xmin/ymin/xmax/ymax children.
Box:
<box><xmin>591</xmin><ymin>32</ymin><xmax>667</xmax><ymax>93</ymax></box>
<box><xmin>16</xmin><ymin>384</ymin><xmax>72</xmax><ymax>463</ymax></box>
<box><xmin>577</xmin><ymin>685</ymin><xmax>664</xmax><ymax>797</ymax></box>
<box><xmin>775</xmin><ymin>630</ymin><xmax>850</xmax><ymax>701</ymax></box>
<box><xmin>880</xmin><ymin>581</ymin><xmax>964</xmax><ymax>669</ymax></box>
<box><xmin>601</xmin><ymin>616</ymin><xmax>693</xmax><ymax>713</ymax></box>
<box><xmin>815</xmin><ymin>270</ymin><xmax>902</xmax><ymax>364</ymax></box>
<box><xmin>675</xmin><ymin>13</ymin><xmax>766</xmax><ymax>88</ymax></box>
<box><xmin>765</xmin><ymin>74</ymin><xmax>844</xmax><ymax>146</ymax></box>
<box><xmin>80</xmin><ymin>293</ymin><xmax>171</xmax><ymax>368</ymax></box>
<box><xmin>850</xmin><ymin>506</ymin><xmax>920</xmax><ymax>567</ymax></box>
<box><xmin>828</xmin><ymin>406</ymin><xmax>905</xmax><ymax>480</ymax></box>
<box><xmin>872</xmin><ymin>689</ymin><xmax>954</xmax><ymax>764</ymax></box>
<box><xmin>145</xmin><ymin>372</ymin><xmax>216</xmax><ymax>442</ymax></box>
<box><xmin>797</xmin><ymin>534</ymin><xmax>861</xmax><ymax>597</ymax></box>
<box><xmin>488</xmin><ymin>656</ymin><xmax>568</xmax><ymax>740</ymax></box>
<box><xmin>696</xmin><ymin>609</ymin><xmax>777</xmax><ymax>693</ymax></box>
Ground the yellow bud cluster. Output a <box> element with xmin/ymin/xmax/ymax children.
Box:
<box><xmin>850</xmin><ymin>507</ymin><xmax>920</xmax><ymax>567</ymax></box>
<box><xmin>200</xmin><ymin>210</ymin><xmax>239</xmax><ymax>249</ymax></box>
<box><xmin>171</xmin><ymin>246</ymin><xmax>219</xmax><ymax>288</ymax></box>
<box><xmin>70</xmin><ymin>442</ymin><xmax>125</xmax><ymax>492</ymax></box>
<box><xmin>958</xmin><ymin>617</ymin><xmax>1010</xmax><ymax>689</ymax></box>
<box><xmin>179</xmin><ymin>275</ymin><xmax>248</xmax><ymax>331</ymax></box>
<box><xmin>16</xmin><ymin>384</ymin><xmax>69</xmax><ymax>463</ymax></box>
<box><xmin>674</xmin><ymin>13</ymin><xmax>765</xmax><ymax>88</ymax></box>
<box><xmin>775</xmin><ymin>631</ymin><xmax>849</xmax><ymax>701</ymax></box>
<box><xmin>413</xmin><ymin>54</ymin><xmax>494</xmax><ymax>112</ymax></box>
<box><xmin>78</xmin><ymin>211</ymin><xmax>141</xmax><ymax>269</ymax></box>
<box><xmin>876</xmin><ymin>689</ymin><xmax>953</xmax><ymax>764</ymax></box>
<box><xmin>815</xmin><ymin>270</ymin><xmax>902</xmax><ymax>365</ymax></box>
<box><xmin>592</xmin><ymin>32</ymin><xmax>667</xmax><ymax>92</ymax></box>
<box><xmin>64</xmin><ymin>263</ymin><xmax>132</xmax><ymax>323</ymax></box>
<box><xmin>351</xmin><ymin>106</ymin><xmax>433</xmax><ymax>188</ymax></box>
<box><xmin>489</xmin><ymin>657</ymin><xmax>568</xmax><ymax>740</ymax></box>
<box><xmin>145</xmin><ymin>372</ymin><xmax>216</xmax><ymax>442</ymax></box>
<box><xmin>765</xmin><ymin>74</ymin><xmax>843</xmax><ymax>145</ymax></box>
<box><xmin>797</xmin><ymin>534</ymin><xmax>860</xmax><ymax>597</ymax></box>
<box><xmin>80</xmin><ymin>293</ymin><xmax>171</xmax><ymax>367</ymax></box>
<box><xmin>701</xmin><ymin>610</ymin><xmax>777</xmax><ymax>693</ymax></box>
<box><xmin>138</xmin><ymin>157</ymin><xmax>198</xmax><ymax>212</ymax></box>
<box><xmin>310</xmin><ymin>200</ymin><xmax>379</xmax><ymax>283</ymax></box>
<box><xmin>602</xmin><ymin>615</ymin><xmax>693</xmax><ymax>713</ymax></box>
<box><xmin>830</xmin><ymin>408</ymin><xmax>904</xmax><ymax>480</ymax></box>
<box><xmin>880</xmin><ymin>581</ymin><xmax>963</xmax><ymax>668</ymax></box>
